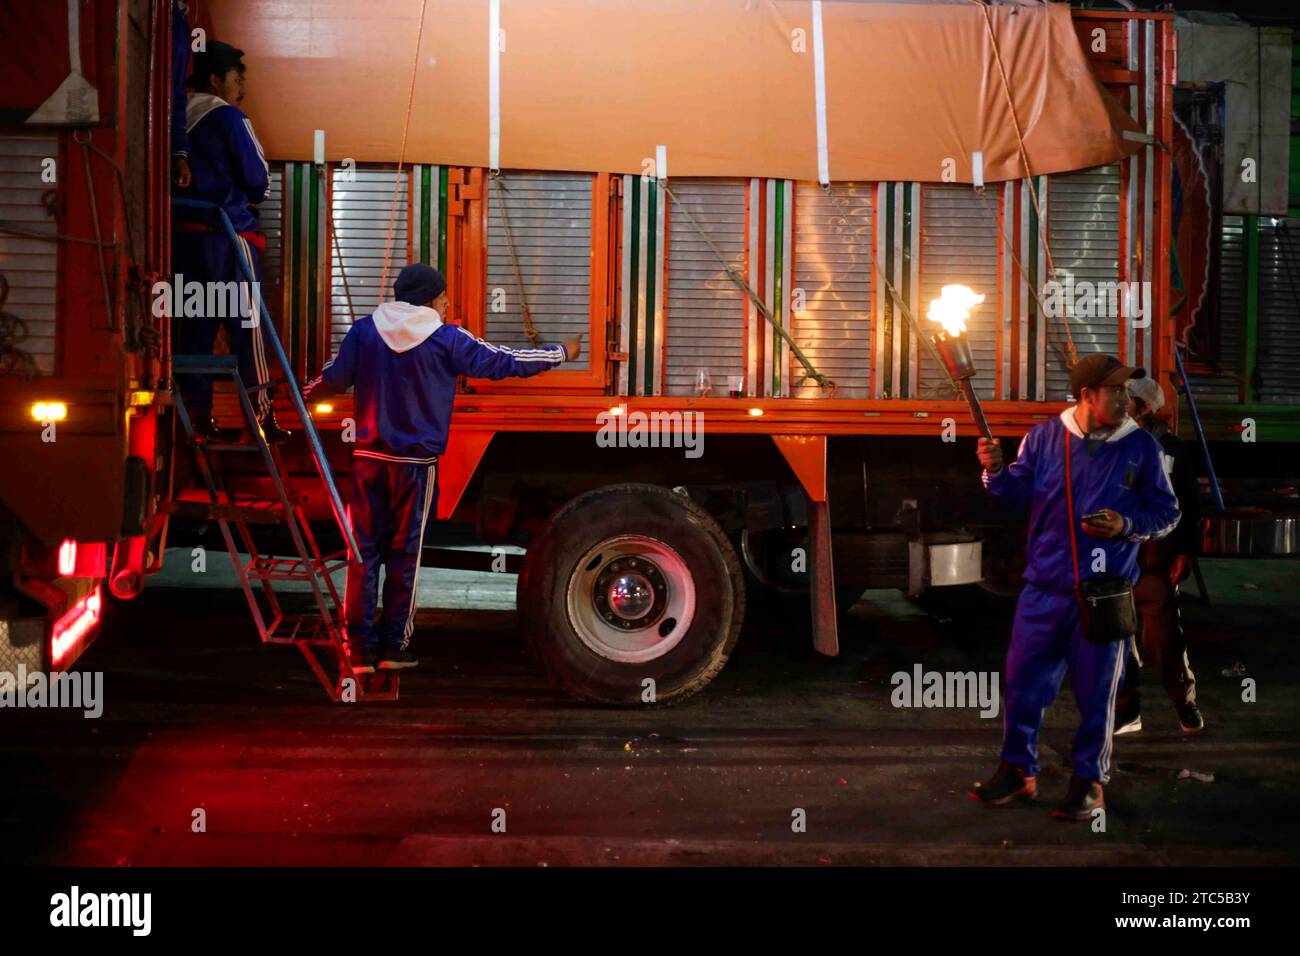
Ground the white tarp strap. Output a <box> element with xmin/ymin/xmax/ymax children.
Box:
<box><xmin>67</xmin><ymin>0</ymin><xmax>83</xmax><ymax>75</ymax></box>
<box><xmin>811</xmin><ymin>0</ymin><xmax>830</xmax><ymax>186</ymax></box>
<box><xmin>489</xmin><ymin>0</ymin><xmax>501</xmax><ymax>172</ymax></box>
<box><xmin>27</xmin><ymin>0</ymin><xmax>100</xmax><ymax>125</ymax></box>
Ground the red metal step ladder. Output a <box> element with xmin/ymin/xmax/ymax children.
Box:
<box><xmin>165</xmin><ymin>198</ymin><xmax>396</xmax><ymax>701</ymax></box>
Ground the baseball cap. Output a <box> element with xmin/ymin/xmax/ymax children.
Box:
<box><xmin>1126</xmin><ymin>375</ymin><xmax>1165</xmax><ymax>412</ymax></box>
<box><xmin>1069</xmin><ymin>353</ymin><xmax>1145</xmax><ymax>399</ymax></box>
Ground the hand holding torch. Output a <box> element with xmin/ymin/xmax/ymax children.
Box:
<box><xmin>927</xmin><ymin>284</ymin><xmax>993</xmax><ymax>441</ymax></box>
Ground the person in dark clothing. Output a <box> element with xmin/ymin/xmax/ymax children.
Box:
<box><xmin>305</xmin><ymin>264</ymin><xmax>582</xmax><ymax>674</ymax></box>
<box><xmin>1113</xmin><ymin>375</ymin><xmax>1204</xmax><ymax>735</ymax></box>
<box><xmin>172</xmin><ymin>39</ymin><xmax>290</xmax><ymax>442</ymax></box>
<box><xmin>172</xmin><ymin>1</ymin><xmax>191</xmax><ymax>188</ymax></box>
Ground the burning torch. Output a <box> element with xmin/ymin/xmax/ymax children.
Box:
<box><xmin>928</xmin><ymin>284</ymin><xmax>993</xmax><ymax>440</ymax></box>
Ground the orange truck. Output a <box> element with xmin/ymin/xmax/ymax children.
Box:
<box><xmin>1</xmin><ymin>1</ymin><xmax>1178</xmax><ymax>702</ymax></box>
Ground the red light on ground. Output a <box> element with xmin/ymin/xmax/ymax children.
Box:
<box><xmin>51</xmin><ymin>587</ymin><xmax>102</xmax><ymax>667</ymax></box>
<box><xmin>58</xmin><ymin>539</ymin><xmax>77</xmax><ymax>576</ymax></box>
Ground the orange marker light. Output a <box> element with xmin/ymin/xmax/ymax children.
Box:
<box><xmin>31</xmin><ymin>402</ymin><xmax>68</xmax><ymax>422</ymax></box>
<box><xmin>747</xmin><ymin>407</ymin><xmax>764</xmax><ymax>417</ymax></box>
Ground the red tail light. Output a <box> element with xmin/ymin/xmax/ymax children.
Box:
<box><xmin>51</xmin><ymin>586</ymin><xmax>102</xmax><ymax>667</ymax></box>
<box><xmin>58</xmin><ymin>539</ymin><xmax>77</xmax><ymax>576</ymax></box>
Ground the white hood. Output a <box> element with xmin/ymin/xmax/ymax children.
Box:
<box><xmin>372</xmin><ymin>301</ymin><xmax>443</xmax><ymax>353</ymax></box>
<box><xmin>1059</xmin><ymin>407</ymin><xmax>1139</xmax><ymax>443</ymax></box>
<box><xmin>185</xmin><ymin>92</ymin><xmax>229</xmax><ymax>132</ymax></box>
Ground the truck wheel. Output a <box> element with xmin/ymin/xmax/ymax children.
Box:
<box><xmin>737</xmin><ymin>528</ymin><xmax>869</xmax><ymax>617</ymax></box>
<box><xmin>518</xmin><ymin>483</ymin><xmax>744</xmax><ymax>705</ymax></box>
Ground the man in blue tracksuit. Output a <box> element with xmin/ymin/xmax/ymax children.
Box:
<box><xmin>971</xmin><ymin>354</ymin><xmax>1181</xmax><ymax>820</ymax></box>
<box><xmin>173</xmin><ymin>40</ymin><xmax>290</xmax><ymax>442</ymax></box>
<box><xmin>305</xmin><ymin>264</ymin><xmax>581</xmax><ymax>673</ymax></box>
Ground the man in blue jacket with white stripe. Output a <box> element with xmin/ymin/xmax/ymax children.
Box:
<box><xmin>173</xmin><ymin>40</ymin><xmax>289</xmax><ymax>442</ymax></box>
<box><xmin>306</xmin><ymin>264</ymin><xmax>580</xmax><ymax>674</ymax></box>
<box><xmin>971</xmin><ymin>354</ymin><xmax>1180</xmax><ymax>820</ymax></box>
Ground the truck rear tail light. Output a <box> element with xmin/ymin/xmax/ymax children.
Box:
<box><xmin>51</xmin><ymin>586</ymin><xmax>102</xmax><ymax>667</ymax></box>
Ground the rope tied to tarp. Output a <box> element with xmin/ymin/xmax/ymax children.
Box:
<box><xmin>491</xmin><ymin>170</ymin><xmax>542</xmax><ymax>347</ymax></box>
<box><xmin>664</xmin><ymin>178</ymin><xmax>837</xmax><ymax>396</ymax></box>
<box><xmin>973</xmin><ymin>0</ymin><xmax>1079</xmax><ymax>369</ymax></box>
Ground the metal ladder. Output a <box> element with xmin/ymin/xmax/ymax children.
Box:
<box><xmin>165</xmin><ymin>198</ymin><xmax>396</xmax><ymax>701</ymax></box>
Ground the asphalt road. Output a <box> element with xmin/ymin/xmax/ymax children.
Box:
<box><xmin>3</xmin><ymin>558</ymin><xmax>1298</xmax><ymax>866</ymax></box>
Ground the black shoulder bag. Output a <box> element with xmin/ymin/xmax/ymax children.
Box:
<box><xmin>1064</xmin><ymin>426</ymin><xmax>1137</xmax><ymax>644</ymax></box>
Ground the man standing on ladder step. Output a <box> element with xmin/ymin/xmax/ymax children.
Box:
<box><xmin>173</xmin><ymin>40</ymin><xmax>291</xmax><ymax>443</ymax></box>
<box><xmin>971</xmin><ymin>354</ymin><xmax>1181</xmax><ymax>820</ymax></box>
<box><xmin>305</xmin><ymin>264</ymin><xmax>581</xmax><ymax>673</ymax></box>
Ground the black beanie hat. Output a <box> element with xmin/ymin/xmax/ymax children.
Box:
<box><xmin>393</xmin><ymin>263</ymin><xmax>447</xmax><ymax>305</ymax></box>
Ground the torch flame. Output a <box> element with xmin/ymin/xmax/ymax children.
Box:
<box><xmin>927</xmin><ymin>284</ymin><xmax>985</xmax><ymax>337</ymax></box>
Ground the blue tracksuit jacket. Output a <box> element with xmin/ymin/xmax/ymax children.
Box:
<box><xmin>984</xmin><ymin>410</ymin><xmax>1181</xmax><ymax>591</ymax></box>
<box><xmin>983</xmin><ymin>409</ymin><xmax>1180</xmax><ymax>783</ymax></box>
<box><xmin>172</xmin><ymin>2</ymin><xmax>189</xmax><ymax>160</ymax></box>
<box><xmin>307</xmin><ymin>306</ymin><xmax>564</xmax><ymax>653</ymax></box>
<box><xmin>176</xmin><ymin>92</ymin><xmax>269</xmax><ymax>233</ymax></box>
<box><xmin>310</xmin><ymin>309</ymin><xmax>566</xmax><ymax>463</ymax></box>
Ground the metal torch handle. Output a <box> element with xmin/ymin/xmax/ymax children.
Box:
<box><xmin>961</xmin><ymin>379</ymin><xmax>994</xmax><ymax>440</ymax></box>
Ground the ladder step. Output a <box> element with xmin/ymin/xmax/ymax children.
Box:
<box><xmin>161</xmin><ymin>498</ymin><xmax>286</xmax><ymax>524</ymax></box>
<box><xmin>202</xmin><ymin>442</ymin><xmax>262</xmax><ymax>453</ymax></box>
<box><xmin>271</xmin><ymin>615</ymin><xmax>338</xmax><ymax>646</ymax></box>
<box><xmin>247</xmin><ymin>554</ymin><xmax>347</xmax><ymax>582</ymax></box>
<box><xmin>172</xmin><ymin>354</ymin><xmax>240</xmax><ymax>374</ymax></box>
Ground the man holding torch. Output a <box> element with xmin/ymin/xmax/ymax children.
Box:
<box><xmin>970</xmin><ymin>354</ymin><xmax>1181</xmax><ymax>820</ymax></box>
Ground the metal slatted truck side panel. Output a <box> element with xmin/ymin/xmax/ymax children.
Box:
<box><xmin>485</xmin><ymin>171</ymin><xmax>592</xmax><ymax>372</ymax></box>
<box><xmin>791</xmin><ymin>182</ymin><xmax>873</xmax><ymax>400</ymax></box>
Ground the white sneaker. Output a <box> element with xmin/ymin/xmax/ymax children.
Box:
<box><xmin>1114</xmin><ymin>715</ymin><xmax>1142</xmax><ymax>736</ymax></box>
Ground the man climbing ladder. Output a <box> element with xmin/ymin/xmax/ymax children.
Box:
<box><xmin>306</xmin><ymin>264</ymin><xmax>581</xmax><ymax>673</ymax></box>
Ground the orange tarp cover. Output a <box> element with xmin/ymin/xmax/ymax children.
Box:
<box><xmin>206</xmin><ymin>0</ymin><xmax>1141</xmax><ymax>182</ymax></box>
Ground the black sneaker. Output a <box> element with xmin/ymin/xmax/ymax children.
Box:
<box><xmin>377</xmin><ymin>647</ymin><xmax>419</xmax><ymax>671</ymax></box>
<box><xmin>1176</xmin><ymin>703</ymin><xmax>1205</xmax><ymax>735</ymax></box>
<box><xmin>258</xmin><ymin>410</ymin><xmax>294</xmax><ymax>444</ymax></box>
<box><xmin>192</xmin><ymin>417</ymin><xmax>236</xmax><ymax>443</ymax></box>
<box><xmin>348</xmin><ymin>648</ymin><xmax>378</xmax><ymax>674</ymax></box>
<box><xmin>970</xmin><ymin>762</ymin><xmax>1038</xmax><ymax>806</ymax></box>
<box><xmin>1052</xmin><ymin>776</ymin><xmax>1104</xmax><ymax>821</ymax></box>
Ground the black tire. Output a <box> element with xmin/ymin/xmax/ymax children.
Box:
<box><xmin>517</xmin><ymin>483</ymin><xmax>745</xmax><ymax>705</ymax></box>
